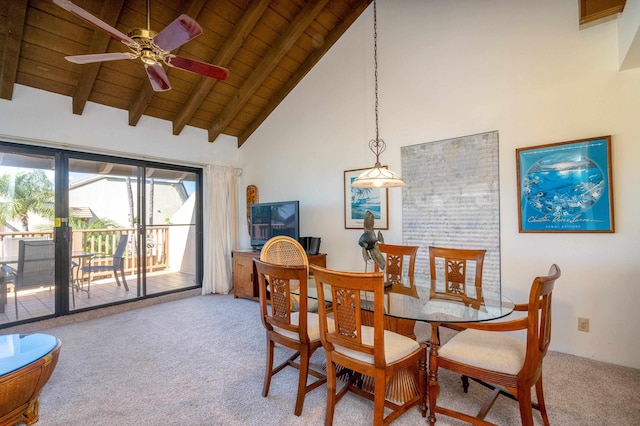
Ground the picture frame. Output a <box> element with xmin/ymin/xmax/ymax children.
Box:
<box><xmin>516</xmin><ymin>136</ymin><xmax>614</xmax><ymax>233</ymax></box>
<box><xmin>344</xmin><ymin>167</ymin><xmax>389</xmax><ymax>230</ymax></box>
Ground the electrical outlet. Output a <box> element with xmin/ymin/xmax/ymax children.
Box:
<box><xmin>578</xmin><ymin>317</ymin><xmax>590</xmax><ymax>332</ymax></box>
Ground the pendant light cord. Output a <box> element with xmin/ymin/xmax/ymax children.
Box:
<box><xmin>352</xmin><ymin>0</ymin><xmax>405</xmax><ymax>187</ymax></box>
<box><xmin>373</xmin><ymin>0</ymin><xmax>379</xmax><ymax>144</ymax></box>
<box><xmin>370</xmin><ymin>0</ymin><xmax>385</xmax><ymax>166</ymax></box>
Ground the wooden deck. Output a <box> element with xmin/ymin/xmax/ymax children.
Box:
<box><xmin>0</xmin><ymin>271</ymin><xmax>198</xmax><ymax>326</ymax></box>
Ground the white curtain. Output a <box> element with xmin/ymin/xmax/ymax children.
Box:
<box><xmin>202</xmin><ymin>165</ymin><xmax>241</xmax><ymax>294</ymax></box>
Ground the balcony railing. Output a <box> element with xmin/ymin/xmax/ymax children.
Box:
<box><xmin>0</xmin><ymin>227</ymin><xmax>170</xmax><ymax>279</ymax></box>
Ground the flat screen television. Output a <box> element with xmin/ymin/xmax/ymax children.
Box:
<box><xmin>250</xmin><ymin>200</ymin><xmax>300</xmax><ymax>249</ymax></box>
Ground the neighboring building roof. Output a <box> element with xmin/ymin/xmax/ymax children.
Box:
<box><xmin>70</xmin><ymin>207</ymin><xmax>94</xmax><ymax>219</ymax></box>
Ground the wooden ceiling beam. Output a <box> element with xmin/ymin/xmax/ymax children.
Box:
<box><xmin>238</xmin><ymin>0</ymin><xmax>373</xmax><ymax>147</ymax></box>
<box><xmin>207</xmin><ymin>0</ymin><xmax>329</xmax><ymax>143</ymax></box>
<box><xmin>579</xmin><ymin>0</ymin><xmax>626</xmax><ymax>25</ymax></box>
<box><xmin>128</xmin><ymin>0</ymin><xmax>207</xmax><ymax>127</ymax></box>
<box><xmin>72</xmin><ymin>0</ymin><xmax>126</xmax><ymax>115</ymax></box>
<box><xmin>0</xmin><ymin>0</ymin><xmax>28</xmax><ymax>100</ymax></box>
<box><xmin>171</xmin><ymin>0</ymin><xmax>270</xmax><ymax>136</ymax></box>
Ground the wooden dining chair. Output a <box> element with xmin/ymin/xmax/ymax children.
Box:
<box><xmin>253</xmin><ymin>259</ymin><xmax>329</xmax><ymax>416</ymax></box>
<box><xmin>428</xmin><ymin>264</ymin><xmax>561</xmax><ymax>426</ymax></box>
<box><xmin>428</xmin><ymin>246</ymin><xmax>486</xmax><ymax>309</ymax></box>
<box><xmin>372</xmin><ymin>243</ymin><xmax>419</xmax><ymax>338</ymax></box>
<box><xmin>310</xmin><ymin>264</ymin><xmax>426</xmax><ymax>426</ymax></box>
<box><xmin>428</xmin><ymin>246</ymin><xmax>487</xmax><ymax>336</ymax></box>
<box><xmin>374</xmin><ymin>243</ymin><xmax>418</xmax><ymax>286</ymax></box>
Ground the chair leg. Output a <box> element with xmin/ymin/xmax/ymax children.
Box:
<box><xmin>14</xmin><ymin>287</ymin><xmax>19</xmax><ymax>319</ymax></box>
<box><xmin>325</xmin><ymin>359</ymin><xmax>337</xmax><ymax>426</ymax></box>
<box><xmin>263</xmin><ymin>337</ymin><xmax>275</xmax><ymax>397</ymax></box>
<box><xmin>517</xmin><ymin>383</ymin><xmax>535</xmax><ymax>426</ymax></box>
<box><xmin>462</xmin><ymin>375</ymin><xmax>469</xmax><ymax>392</ymax></box>
<box><xmin>373</xmin><ymin>371</ymin><xmax>386</xmax><ymax>425</ymax></box>
<box><xmin>1</xmin><ymin>280</ymin><xmax>6</xmax><ymax>314</ymax></box>
<box><xmin>535</xmin><ymin>375</ymin><xmax>550</xmax><ymax>426</ymax></box>
<box><xmin>294</xmin><ymin>346</ymin><xmax>310</xmax><ymax>416</ymax></box>
<box><xmin>118</xmin><ymin>266</ymin><xmax>129</xmax><ymax>291</ymax></box>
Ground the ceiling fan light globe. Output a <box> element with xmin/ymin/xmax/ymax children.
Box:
<box><xmin>140</xmin><ymin>50</ymin><xmax>158</xmax><ymax>66</ymax></box>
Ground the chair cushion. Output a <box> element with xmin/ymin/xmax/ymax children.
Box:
<box><xmin>334</xmin><ymin>326</ymin><xmax>420</xmax><ymax>365</ymax></box>
<box><xmin>273</xmin><ymin>312</ymin><xmax>334</xmax><ymax>342</ymax></box>
<box><xmin>438</xmin><ymin>328</ymin><xmax>526</xmax><ymax>375</ymax></box>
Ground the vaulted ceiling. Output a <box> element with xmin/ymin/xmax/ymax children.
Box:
<box><xmin>0</xmin><ymin>0</ymin><xmax>626</xmax><ymax>147</ymax></box>
<box><xmin>0</xmin><ymin>0</ymin><xmax>372</xmax><ymax>146</ymax></box>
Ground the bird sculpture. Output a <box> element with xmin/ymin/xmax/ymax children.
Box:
<box><xmin>358</xmin><ymin>210</ymin><xmax>385</xmax><ymax>270</ymax></box>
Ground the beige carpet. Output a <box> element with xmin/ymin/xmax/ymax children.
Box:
<box><xmin>6</xmin><ymin>294</ymin><xmax>640</xmax><ymax>425</ymax></box>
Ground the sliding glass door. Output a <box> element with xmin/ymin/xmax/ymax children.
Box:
<box><xmin>144</xmin><ymin>167</ymin><xmax>199</xmax><ymax>295</ymax></box>
<box><xmin>0</xmin><ymin>149</ymin><xmax>57</xmax><ymax>322</ymax></box>
<box><xmin>67</xmin><ymin>158</ymin><xmax>140</xmax><ymax>310</ymax></box>
<box><xmin>0</xmin><ymin>142</ymin><xmax>203</xmax><ymax>327</ymax></box>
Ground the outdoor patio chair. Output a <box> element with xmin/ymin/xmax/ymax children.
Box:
<box><xmin>4</xmin><ymin>240</ymin><xmax>55</xmax><ymax>319</ymax></box>
<box><xmin>80</xmin><ymin>234</ymin><xmax>130</xmax><ymax>295</ymax></box>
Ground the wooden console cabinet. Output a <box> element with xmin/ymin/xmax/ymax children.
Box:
<box><xmin>232</xmin><ymin>250</ymin><xmax>327</xmax><ymax>300</ymax></box>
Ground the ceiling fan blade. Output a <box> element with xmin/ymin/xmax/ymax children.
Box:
<box><xmin>145</xmin><ymin>64</ymin><xmax>171</xmax><ymax>92</ymax></box>
<box><xmin>164</xmin><ymin>56</ymin><xmax>229</xmax><ymax>81</ymax></box>
<box><xmin>53</xmin><ymin>0</ymin><xmax>136</xmax><ymax>46</ymax></box>
<box><xmin>153</xmin><ymin>15</ymin><xmax>203</xmax><ymax>52</ymax></box>
<box><xmin>65</xmin><ymin>52</ymin><xmax>137</xmax><ymax>64</ymax></box>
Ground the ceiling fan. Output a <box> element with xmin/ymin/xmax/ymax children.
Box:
<box><xmin>53</xmin><ymin>0</ymin><xmax>229</xmax><ymax>92</ymax></box>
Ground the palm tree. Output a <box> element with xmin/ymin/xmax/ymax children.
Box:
<box><xmin>69</xmin><ymin>216</ymin><xmax>119</xmax><ymax>230</ymax></box>
<box><xmin>0</xmin><ymin>170</ymin><xmax>54</xmax><ymax>231</ymax></box>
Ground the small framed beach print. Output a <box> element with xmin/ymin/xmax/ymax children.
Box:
<box><xmin>516</xmin><ymin>136</ymin><xmax>614</xmax><ymax>233</ymax></box>
<box><xmin>344</xmin><ymin>168</ymin><xmax>389</xmax><ymax>230</ymax></box>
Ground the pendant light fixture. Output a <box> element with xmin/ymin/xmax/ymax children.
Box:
<box><xmin>352</xmin><ymin>0</ymin><xmax>405</xmax><ymax>189</ymax></box>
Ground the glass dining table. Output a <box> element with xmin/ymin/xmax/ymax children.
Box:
<box><xmin>301</xmin><ymin>274</ymin><xmax>515</xmax><ymax>417</ymax></box>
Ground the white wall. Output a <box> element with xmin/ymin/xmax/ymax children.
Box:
<box><xmin>0</xmin><ymin>85</ymin><xmax>239</xmax><ymax>167</ymax></box>
<box><xmin>238</xmin><ymin>0</ymin><xmax>640</xmax><ymax>369</ymax></box>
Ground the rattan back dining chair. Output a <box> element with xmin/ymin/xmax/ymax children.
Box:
<box><xmin>253</xmin><ymin>259</ymin><xmax>329</xmax><ymax>416</ymax></box>
<box><xmin>260</xmin><ymin>235</ymin><xmax>312</xmax><ymax>311</ymax></box>
<box><xmin>310</xmin><ymin>264</ymin><xmax>426</xmax><ymax>425</ymax></box>
<box><xmin>428</xmin><ymin>264</ymin><xmax>561</xmax><ymax>426</ymax></box>
<box><xmin>260</xmin><ymin>235</ymin><xmax>308</xmax><ymax>267</ymax></box>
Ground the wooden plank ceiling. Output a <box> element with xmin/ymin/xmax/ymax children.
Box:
<box><xmin>0</xmin><ymin>0</ymin><xmax>372</xmax><ymax>146</ymax></box>
<box><xmin>0</xmin><ymin>0</ymin><xmax>626</xmax><ymax>147</ymax></box>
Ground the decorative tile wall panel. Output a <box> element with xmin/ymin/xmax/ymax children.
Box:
<box><xmin>401</xmin><ymin>131</ymin><xmax>500</xmax><ymax>292</ymax></box>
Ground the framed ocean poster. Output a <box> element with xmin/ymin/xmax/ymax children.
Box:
<box><xmin>516</xmin><ymin>136</ymin><xmax>614</xmax><ymax>233</ymax></box>
<box><xmin>344</xmin><ymin>168</ymin><xmax>389</xmax><ymax>230</ymax></box>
